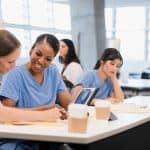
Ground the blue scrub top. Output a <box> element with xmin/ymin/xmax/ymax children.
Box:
<box><xmin>0</xmin><ymin>64</ymin><xmax>67</xmax><ymax>108</ymax></box>
<box><xmin>76</xmin><ymin>70</ymin><xmax>114</xmax><ymax>100</ymax></box>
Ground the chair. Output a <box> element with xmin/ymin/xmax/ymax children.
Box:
<box><xmin>63</xmin><ymin>79</ymin><xmax>74</xmax><ymax>93</ymax></box>
<box><xmin>141</xmin><ymin>71</ymin><xmax>150</xmax><ymax>79</ymax></box>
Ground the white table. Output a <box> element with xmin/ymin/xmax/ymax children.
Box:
<box><xmin>0</xmin><ymin>96</ymin><xmax>150</xmax><ymax>149</ymax></box>
<box><xmin>120</xmin><ymin>79</ymin><xmax>150</xmax><ymax>97</ymax></box>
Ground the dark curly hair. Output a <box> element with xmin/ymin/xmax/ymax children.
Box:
<box><xmin>30</xmin><ymin>33</ymin><xmax>59</xmax><ymax>56</ymax></box>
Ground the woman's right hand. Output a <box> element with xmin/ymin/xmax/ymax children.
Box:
<box><xmin>43</xmin><ymin>107</ymin><xmax>62</xmax><ymax>122</ymax></box>
<box><xmin>43</xmin><ymin>106</ymin><xmax>68</xmax><ymax>122</ymax></box>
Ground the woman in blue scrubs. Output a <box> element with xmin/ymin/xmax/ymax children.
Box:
<box><xmin>0</xmin><ymin>29</ymin><xmax>63</xmax><ymax>123</ymax></box>
<box><xmin>72</xmin><ymin>48</ymin><xmax>124</xmax><ymax>105</ymax></box>
<box><xmin>0</xmin><ymin>31</ymin><xmax>71</xmax><ymax>150</ymax></box>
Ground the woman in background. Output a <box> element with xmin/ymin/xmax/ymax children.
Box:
<box><xmin>59</xmin><ymin>39</ymin><xmax>83</xmax><ymax>85</ymax></box>
<box><xmin>72</xmin><ymin>48</ymin><xmax>124</xmax><ymax>104</ymax></box>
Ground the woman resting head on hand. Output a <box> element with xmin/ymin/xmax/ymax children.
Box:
<box><xmin>72</xmin><ymin>48</ymin><xmax>124</xmax><ymax>105</ymax></box>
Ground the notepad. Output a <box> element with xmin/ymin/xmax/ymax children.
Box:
<box><xmin>7</xmin><ymin>121</ymin><xmax>65</xmax><ymax>126</ymax></box>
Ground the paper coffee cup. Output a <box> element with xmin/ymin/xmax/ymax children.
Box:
<box><xmin>68</xmin><ymin>103</ymin><xmax>88</xmax><ymax>118</ymax></box>
<box><xmin>95</xmin><ymin>100</ymin><xmax>110</xmax><ymax>120</ymax></box>
<box><xmin>68</xmin><ymin>104</ymin><xmax>88</xmax><ymax>133</ymax></box>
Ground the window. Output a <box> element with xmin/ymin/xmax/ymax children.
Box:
<box><xmin>0</xmin><ymin>0</ymin><xmax>71</xmax><ymax>61</ymax></box>
<box><xmin>2</xmin><ymin>0</ymin><xmax>28</xmax><ymax>25</ymax></box>
<box><xmin>6</xmin><ymin>27</ymin><xmax>30</xmax><ymax>57</ymax></box>
<box><xmin>105</xmin><ymin>8</ymin><xmax>113</xmax><ymax>38</ymax></box>
<box><xmin>53</xmin><ymin>3</ymin><xmax>71</xmax><ymax>30</ymax></box>
<box><xmin>29</xmin><ymin>0</ymin><xmax>51</xmax><ymax>27</ymax></box>
<box><xmin>116</xmin><ymin>7</ymin><xmax>145</xmax><ymax>60</ymax></box>
<box><xmin>105</xmin><ymin>6</ymin><xmax>146</xmax><ymax>61</ymax></box>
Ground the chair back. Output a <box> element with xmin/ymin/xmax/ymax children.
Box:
<box><xmin>63</xmin><ymin>79</ymin><xmax>74</xmax><ymax>92</ymax></box>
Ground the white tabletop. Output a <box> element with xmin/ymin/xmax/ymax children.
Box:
<box><xmin>120</xmin><ymin>79</ymin><xmax>150</xmax><ymax>90</ymax></box>
<box><xmin>0</xmin><ymin>96</ymin><xmax>150</xmax><ymax>144</ymax></box>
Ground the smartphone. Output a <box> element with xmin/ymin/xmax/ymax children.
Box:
<box><xmin>109</xmin><ymin>112</ymin><xmax>118</xmax><ymax>121</ymax></box>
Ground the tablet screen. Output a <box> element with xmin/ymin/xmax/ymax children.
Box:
<box><xmin>74</xmin><ymin>88</ymin><xmax>99</xmax><ymax>105</ymax></box>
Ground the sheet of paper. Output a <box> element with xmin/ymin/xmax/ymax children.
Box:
<box><xmin>110</xmin><ymin>103</ymin><xmax>150</xmax><ymax>113</ymax></box>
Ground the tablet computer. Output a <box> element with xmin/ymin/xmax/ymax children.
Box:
<box><xmin>73</xmin><ymin>87</ymin><xmax>99</xmax><ymax>105</ymax></box>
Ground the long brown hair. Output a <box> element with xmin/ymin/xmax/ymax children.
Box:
<box><xmin>94</xmin><ymin>48</ymin><xmax>123</xmax><ymax>69</ymax></box>
<box><xmin>0</xmin><ymin>29</ymin><xmax>21</xmax><ymax>57</ymax></box>
<box><xmin>60</xmin><ymin>39</ymin><xmax>81</xmax><ymax>65</ymax></box>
